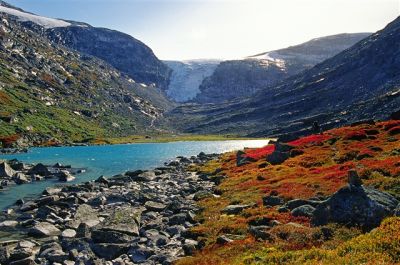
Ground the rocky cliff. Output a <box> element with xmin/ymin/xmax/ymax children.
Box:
<box><xmin>194</xmin><ymin>33</ymin><xmax>370</xmax><ymax>103</ymax></box>
<box><xmin>46</xmin><ymin>26</ymin><xmax>171</xmax><ymax>90</ymax></box>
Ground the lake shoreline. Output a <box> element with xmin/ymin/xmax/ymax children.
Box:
<box><xmin>1</xmin><ymin>133</ymin><xmax>269</xmax><ymax>154</ymax></box>
<box><xmin>0</xmin><ymin>152</ymin><xmax>221</xmax><ymax>264</ymax></box>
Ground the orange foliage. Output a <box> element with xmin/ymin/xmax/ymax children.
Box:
<box><xmin>180</xmin><ymin>120</ymin><xmax>400</xmax><ymax>265</ymax></box>
<box><xmin>0</xmin><ymin>91</ymin><xmax>10</xmax><ymax>104</ymax></box>
<box><xmin>0</xmin><ymin>134</ymin><xmax>21</xmax><ymax>148</ymax></box>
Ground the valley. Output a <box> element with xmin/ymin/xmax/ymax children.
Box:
<box><xmin>0</xmin><ymin>1</ymin><xmax>398</xmax><ymax>265</ymax></box>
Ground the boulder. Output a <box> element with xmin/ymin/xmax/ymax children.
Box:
<box><xmin>262</xmin><ymin>195</ymin><xmax>284</xmax><ymax>206</ymax></box>
<box><xmin>125</xmin><ymin>170</ymin><xmax>155</xmax><ymax>181</ymax></box>
<box><xmin>8</xmin><ymin>257</ymin><xmax>36</xmax><ymax>265</ymax></box>
<box><xmin>168</xmin><ymin>213</ymin><xmax>187</xmax><ymax>225</ymax></box>
<box><xmin>61</xmin><ymin>229</ymin><xmax>76</xmax><ymax>238</ymax></box>
<box><xmin>58</xmin><ymin>170</ymin><xmax>75</xmax><ymax>182</ymax></box>
<box><xmin>17</xmin><ymin>241</ymin><xmax>36</xmax><ymax>249</ymax></box>
<box><xmin>20</xmin><ymin>201</ymin><xmax>38</xmax><ymax>212</ymax></box>
<box><xmin>0</xmin><ymin>220</ymin><xmax>18</xmax><ymax>228</ymax></box>
<box><xmin>236</xmin><ymin>150</ymin><xmax>256</xmax><ymax>166</ymax></box>
<box><xmin>182</xmin><ymin>239</ymin><xmax>198</xmax><ymax>256</ymax></box>
<box><xmin>166</xmin><ymin>225</ymin><xmax>186</xmax><ymax>236</ymax></box>
<box><xmin>91</xmin><ymin>229</ymin><xmax>135</xmax><ymax>243</ymax></box>
<box><xmin>76</xmin><ymin>223</ymin><xmax>91</xmax><ymax>238</ymax></box>
<box><xmin>95</xmin><ymin>175</ymin><xmax>109</xmax><ymax>185</ymax></box>
<box><xmin>291</xmin><ymin>205</ymin><xmax>316</xmax><ymax>217</ymax></box>
<box><xmin>28</xmin><ymin>163</ymin><xmax>50</xmax><ymax>176</ymax></box>
<box><xmin>266</xmin><ymin>142</ymin><xmax>294</xmax><ymax>165</ymax></box>
<box><xmin>286</xmin><ymin>199</ymin><xmax>321</xmax><ymax>210</ymax></box>
<box><xmin>128</xmin><ymin>246</ymin><xmax>155</xmax><ymax>263</ymax></box>
<box><xmin>43</xmin><ymin>187</ymin><xmax>62</xmax><ymax>196</ymax></box>
<box><xmin>0</xmin><ymin>246</ymin><xmax>10</xmax><ymax>264</ymax></box>
<box><xmin>312</xmin><ymin>185</ymin><xmax>399</xmax><ymax>229</ymax></box>
<box><xmin>28</xmin><ymin>222</ymin><xmax>61</xmax><ymax>237</ymax></box>
<box><xmin>9</xmin><ymin>161</ymin><xmax>27</xmax><ymax>171</ymax></box>
<box><xmin>67</xmin><ymin>204</ymin><xmax>99</xmax><ymax>229</ymax></box>
<box><xmin>91</xmin><ymin>243</ymin><xmax>129</xmax><ymax>260</ymax></box>
<box><xmin>0</xmin><ymin>162</ymin><xmax>16</xmax><ymax>178</ymax></box>
<box><xmin>9</xmin><ymin>248</ymin><xmax>33</xmax><ymax>262</ymax></box>
<box><xmin>14</xmin><ymin>173</ymin><xmax>29</xmax><ymax>185</ymax></box>
<box><xmin>249</xmin><ymin>226</ymin><xmax>272</xmax><ymax>241</ymax></box>
<box><xmin>100</xmin><ymin>207</ymin><xmax>141</xmax><ymax>236</ymax></box>
<box><xmin>216</xmin><ymin>235</ymin><xmax>233</xmax><ymax>245</ymax></box>
<box><xmin>221</xmin><ymin>204</ymin><xmax>252</xmax><ymax>215</ymax></box>
<box><xmin>144</xmin><ymin>201</ymin><xmax>167</xmax><ymax>212</ymax></box>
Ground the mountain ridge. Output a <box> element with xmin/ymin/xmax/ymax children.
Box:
<box><xmin>168</xmin><ymin>17</ymin><xmax>400</xmax><ymax>138</ymax></box>
<box><xmin>193</xmin><ymin>33</ymin><xmax>371</xmax><ymax>103</ymax></box>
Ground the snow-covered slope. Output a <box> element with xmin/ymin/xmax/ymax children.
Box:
<box><xmin>164</xmin><ymin>60</ymin><xmax>221</xmax><ymax>102</ymax></box>
<box><xmin>0</xmin><ymin>5</ymin><xmax>70</xmax><ymax>28</ymax></box>
<box><xmin>249</xmin><ymin>33</ymin><xmax>371</xmax><ymax>69</ymax></box>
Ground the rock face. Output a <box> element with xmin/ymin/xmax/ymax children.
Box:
<box><xmin>193</xmin><ymin>33</ymin><xmax>370</xmax><ymax>104</ymax></box>
<box><xmin>46</xmin><ymin>25</ymin><xmax>171</xmax><ymax>90</ymax></box>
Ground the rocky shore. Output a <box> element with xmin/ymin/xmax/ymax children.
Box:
<box><xmin>0</xmin><ymin>160</ymin><xmax>84</xmax><ymax>191</ymax></box>
<box><xmin>0</xmin><ymin>152</ymin><xmax>219</xmax><ymax>265</ymax></box>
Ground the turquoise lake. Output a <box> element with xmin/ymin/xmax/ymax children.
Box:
<box><xmin>0</xmin><ymin>140</ymin><xmax>269</xmax><ymax>210</ymax></box>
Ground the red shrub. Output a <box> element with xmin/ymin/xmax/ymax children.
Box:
<box><xmin>245</xmin><ymin>145</ymin><xmax>275</xmax><ymax>160</ymax></box>
<box><xmin>288</xmin><ymin>134</ymin><xmax>331</xmax><ymax>147</ymax></box>
<box><xmin>0</xmin><ymin>134</ymin><xmax>20</xmax><ymax>148</ymax></box>
<box><xmin>381</xmin><ymin>120</ymin><xmax>400</xmax><ymax>130</ymax></box>
<box><xmin>344</xmin><ymin>130</ymin><xmax>368</xmax><ymax>141</ymax></box>
<box><xmin>388</xmin><ymin>126</ymin><xmax>400</xmax><ymax>135</ymax></box>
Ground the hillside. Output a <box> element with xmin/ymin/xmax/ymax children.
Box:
<box><xmin>168</xmin><ymin>18</ymin><xmax>400</xmax><ymax>137</ymax></box>
<box><xmin>177</xmin><ymin>120</ymin><xmax>400</xmax><ymax>265</ymax></box>
<box><xmin>194</xmin><ymin>33</ymin><xmax>370</xmax><ymax>103</ymax></box>
<box><xmin>164</xmin><ymin>60</ymin><xmax>220</xmax><ymax>102</ymax></box>
<box><xmin>0</xmin><ymin>1</ymin><xmax>171</xmax><ymax>91</ymax></box>
<box><xmin>0</xmin><ymin>11</ymin><xmax>169</xmax><ymax>147</ymax></box>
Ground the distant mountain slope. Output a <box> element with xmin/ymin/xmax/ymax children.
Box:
<box><xmin>249</xmin><ymin>33</ymin><xmax>372</xmax><ymax>66</ymax></box>
<box><xmin>168</xmin><ymin>18</ymin><xmax>400</xmax><ymax>137</ymax></box>
<box><xmin>164</xmin><ymin>60</ymin><xmax>220</xmax><ymax>102</ymax></box>
<box><xmin>0</xmin><ymin>11</ymin><xmax>169</xmax><ymax>146</ymax></box>
<box><xmin>194</xmin><ymin>33</ymin><xmax>370</xmax><ymax>103</ymax></box>
<box><xmin>46</xmin><ymin>26</ymin><xmax>172</xmax><ymax>90</ymax></box>
<box><xmin>0</xmin><ymin>1</ymin><xmax>171</xmax><ymax>90</ymax></box>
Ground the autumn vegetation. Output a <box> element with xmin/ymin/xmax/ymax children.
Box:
<box><xmin>177</xmin><ymin>120</ymin><xmax>400</xmax><ymax>265</ymax></box>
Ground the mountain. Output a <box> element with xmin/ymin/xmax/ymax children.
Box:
<box><xmin>194</xmin><ymin>33</ymin><xmax>371</xmax><ymax>103</ymax></box>
<box><xmin>168</xmin><ymin>17</ymin><xmax>400</xmax><ymax>137</ymax></box>
<box><xmin>0</xmin><ymin>7</ymin><xmax>170</xmax><ymax>146</ymax></box>
<box><xmin>164</xmin><ymin>60</ymin><xmax>220</xmax><ymax>102</ymax></box>
<box><xmin>0</xmin><ymin>2</ymin><xmax>171</xmax><ymax>90</ymax></box>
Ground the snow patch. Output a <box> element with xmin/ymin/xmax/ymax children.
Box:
<box><xmin>0</xmin><ymin>6</ymin><xmax>70</xmax><ymax>28</ymax></box>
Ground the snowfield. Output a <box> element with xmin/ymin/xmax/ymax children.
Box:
<box><xmin>0</xmin><ymin>5</ymin><xmax>70</xmax><ymax>28</ymax></box>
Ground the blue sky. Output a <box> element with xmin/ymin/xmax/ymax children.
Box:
<box><xmin>6</xmin><ymin>0</ymin><xmax>400</xmax><ymax>60</ymax></box>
